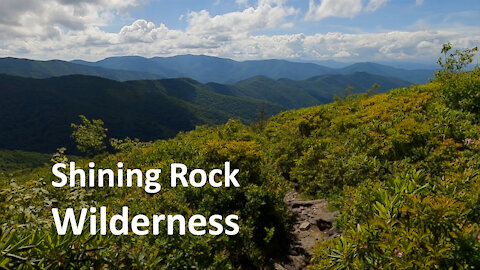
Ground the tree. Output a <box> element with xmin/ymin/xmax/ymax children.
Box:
<box><xmin>435</xmin><ymin>43</ymin><xmax>480</xmax><ymax>114</ymax></box>
<box><xmin>366</xmin><ymin>83</ymin><xmax>381</xmax><ymax>96</ymax></box>
<box><xmin>71</xmin><ymin>115</ymin><xmax>107</xmax><ymax>156</ymax></box>
<box><xmin>437</xmin><ymin>42</ymin><xmax>478</xmax><ymax>74</ymax></box>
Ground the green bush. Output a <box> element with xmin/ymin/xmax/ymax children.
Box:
<box><xmin>71</xmin><ymin>115</ymin><xmax>108</xmax><ymax>156</ymax></box>
<box><xmin>312</xmin><ymin>170</ymin><xmax>480</xmax><ymax>269</ymax></box>
<box><xmin>436</xmin><ymin>43</ymin><xmax>480</xmax><ymax>115</ymax></box>
<box><xmin>1</xmin><ymin>121</ymin><xmax>291</xmax><ymax>269</ymax></box>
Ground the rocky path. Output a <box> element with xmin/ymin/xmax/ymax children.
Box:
<box><xmin>274</xmin><ymin>190</ymin><xmax>339</xmax><ymax>270</ymax></box>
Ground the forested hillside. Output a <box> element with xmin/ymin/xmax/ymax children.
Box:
<box><xmin>0</xmin><ymin>150</ymin><xmax>51</xmax><ymax>177</ymax></box>
<box><xmin>1</xmin><ymin>47</ymin><xmax>479</xmax><ymax>269</ymax></box>
<box><xmin>0</xmin><ymin>74</ymin><xmax>282</xmax><ymax>153</ymax></box>
<box><xmin>209</xmin><ymin>72</ymin><xmax>410</xmax><ymax>108</ymax></box>
<box><xmin>0</xmin><ymin>72</ymin><xmax>408</xmax><ymax>153</ymax></box>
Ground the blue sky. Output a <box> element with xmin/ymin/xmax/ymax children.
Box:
<box><xmin>126</xmin><ymin>0</ymin><xmax>479</xmax><ymax>34</ymax></box>
<box><xmin>0</xmin><ymin>0</ymin><xmax>478</xmax><ymax>63</ymax></box>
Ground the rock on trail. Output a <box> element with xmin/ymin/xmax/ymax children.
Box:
<box><xmin>274</xmin><ymin>190</ymin><xmax>339</xmax><ymax>270</ymax></box>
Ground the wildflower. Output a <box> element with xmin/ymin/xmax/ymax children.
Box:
<box><xmin>464</xmin><ymin>138</ymin><xmax>475</xmax><ymax>145</ymax></box>
<box><xmin>394</xmin><ymin>248</ymin><xmax>404</xmax><ymax>258</ymax></box>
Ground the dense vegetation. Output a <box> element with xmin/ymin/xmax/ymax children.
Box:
<box><xmin>0</xmin><ymin>150</ymin><xmax>50</xmax><ymax>177</ymax></box>
<box><xmin>0</xmin><ymin>72</ymin><xmax>408</xmax><ymax>153</ymax></box>
<box><xmin>0</xmin><ymin>74</ymin><xmax>282</xmax><ymax>153</ymax></box>
<box><xmin>1</xmin><ymin>121</ymin><xmax>292</xmax><ymax>269</ymax></box>
<box><xmin>211</xmin><ymin>72</ymin><xmax>409</xmax><ymax>108</ymax></box>
<box><xmin>1</xmin><ymin>47</ymin><xmax>479</xmax><ymax>269</ymax></box>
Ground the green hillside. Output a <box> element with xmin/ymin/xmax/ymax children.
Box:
<box><xmin>0</xmin><ymin>150</ymin><xmax>51</xmax><ymax>177</ymax></box>
<box><xmin>125</xmin><ymin>78</ymin><xmax>284</xmax><ymax>121</ymax></box>
<box><xmin>1</xmin><ymin>58</ymin><xmax>479</xmax><ymax>268</ymax></box>
<box><xmin>0</xmin><ymin>72</ymin><xmax>406</xmax><ymax>153</ymax></box>
<box><xmin>338</xmin><ymin>62</ymin><xmax>434</xmax><ymax>84</ymax></box>
<box><xmin>208</xmin><ymin>72</ymin><xmax>411</xmax><ymax>108</ymax></box>
<box><xmin>0</xmin><ymin>74</ymin><xmax>282</xmax><ymax>153</ymax></box>
<box><xmin>208</xmin><ymin>76</ymin><xmax>321</xmax><ymax>108</ymax></box>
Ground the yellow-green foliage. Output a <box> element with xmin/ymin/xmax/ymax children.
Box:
<box><xmin>302</xmin><ymin>77</ymin><xmax>480</xmax><ymax>268</ymax></box>
<box><xmin>2</xmin><ymin>68</ymin><xmax>480</xmax><ymax>269</ymax></box>
<box><xmin>1</xmin><ymin>121</ymin><xmax>291</xmax><ymax>269</ymax></box>
<box><xmin>261</xmin><ymin>69</ymin><xmax>480</xmax><ymax>268</ymax></box>
<box><xmin>71</xmin><ymin>115</ymin><xmax>108</xmax><ymax>156</ymax></box>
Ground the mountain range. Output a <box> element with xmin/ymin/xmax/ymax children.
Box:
<box><xmin>0</xmin><ymin>55</ymin><xmax>434</xmax><ymax>84</ymax></box>
<box><xmin>0</xmin><ymin>72</ymin><xmax>410</xmax><ymax>153</ymax></box>
<box><xmin>72</xmin><ymin>55</ymin><xmax>435</xmax><ymax>84</ymax></box>
<box><xmin>210</xmin><ymin>72</ymin><xmax>410</xmax><ymax>108</ymax></box>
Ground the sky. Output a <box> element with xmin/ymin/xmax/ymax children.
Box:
<box><xmin>0</xmin><ymin>0</ymin><xmax>479</xmax><ymax>63</ymax></box>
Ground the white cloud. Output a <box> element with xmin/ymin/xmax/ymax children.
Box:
<box><xmin>0</xmin><ymin>0</ymin><xmax>140</xmax><ymax>40</ymax></box>
<box><xmin>11</xmin><ymin>21</ymin><xmax>478</xmax><ymax>63</ymax></box>
<box><xmin>186</xmin><ymin>0</ymin><xmax>298</xmax><ymax>37</ymax></box>
<box><xmin>235</xmin><ymin>0</ymin><xmax>249</xmax><ymax>6</ymax></box>
<box><xmin>366</xmin><ymin>0</ymin><xmax>391</xmax><ymax>12</ymax></box>
<box><xmin>119</xmin><ymin>19</ymin><xmax>161</xmax><ymax>43</ymax></box>
<box><xmin>334</xmin><ymin>50</ymin><xmax>353</xmax><ymax>58</ymax></box>
<box><xmin>0</xmin><ymin>0</ymin><xmax>478</xmax><ymax>64</ymax></box>
<box><xmin>306</xmin><ymin>0</ymin><xmax>363</xmax><ymax>21</ymax></box>
<box><xmin>416</xmin><ymin>0</ymin><xmax>424</xmax><ymax>6</ymax></box>
<box><xmin>306</xmin><ymin>0</ymin><xmax>413</xmax><ymax>21</ymax></box>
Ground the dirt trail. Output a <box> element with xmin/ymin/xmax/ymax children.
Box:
<box><xmin>274</xmin><ymin>190</ymin><xmax>339</xmax><ymax>270</ymax></box>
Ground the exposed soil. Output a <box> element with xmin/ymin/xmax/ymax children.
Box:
<box><xmin>274</xmin><ymin>189</ymin><xmax>339</xmax><ymax>270</ymax></box>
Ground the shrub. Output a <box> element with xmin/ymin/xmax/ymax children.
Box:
<box><xmin>71</xmin><ymin>115</ymin><xmax>108</xmax><ymax>156</ymax></box>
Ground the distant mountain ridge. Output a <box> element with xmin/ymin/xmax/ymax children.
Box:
<box><xmin>208</xmin><ymin>72</ymin><xmax>411</xmax><ymax>108</ymax></box>
<box><xmin>337</xmin><ymin>62</ymin><xmax>432</xmax><ymax>85</ymax></box>
<box><xmin>0</xmin><ymin>55</ymin><xmax>434</xmax><ymax>84</ymax></box>
<box><xmin>72</xmin><ymin>55</ymin><xmax>335</xmax><ymax>84</ymax></box>
<box><xmin>73</xmin><ymin>55</ymin><xmax>434</xmax><ymax>84</ymax></box>
<box><xmin>0</xmin><ymin>57</ymin><xmax>163</xmax><ymax>81</ymax></box>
